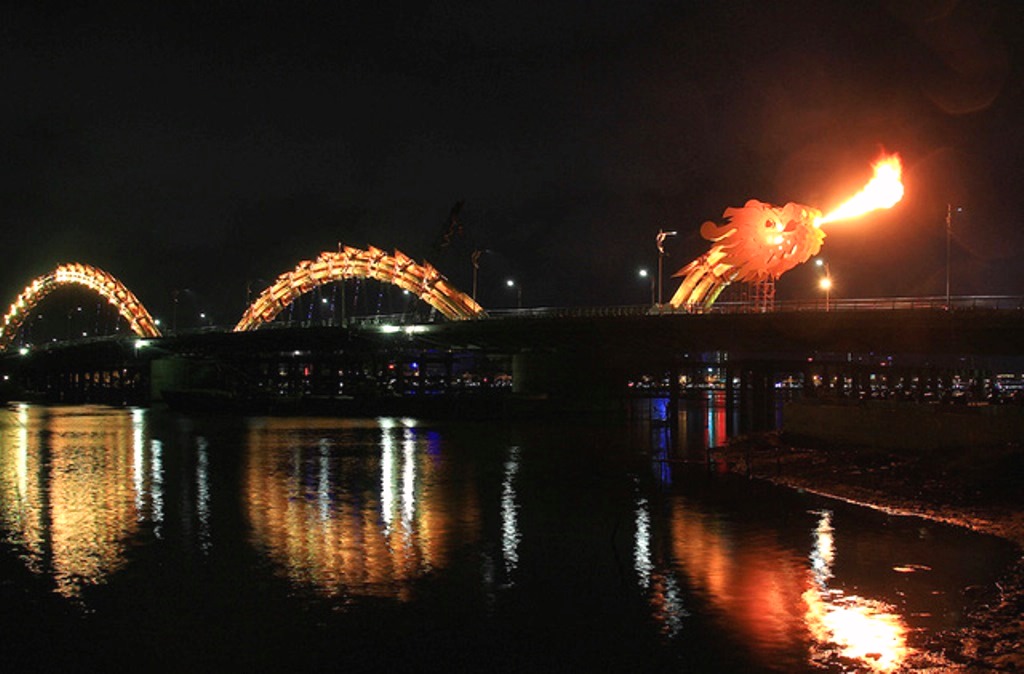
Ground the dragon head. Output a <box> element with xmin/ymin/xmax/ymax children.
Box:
<box><xmin>699</xmin><ymin>199</ymin><xmax>824</xmax><ymax>283</ymax></box>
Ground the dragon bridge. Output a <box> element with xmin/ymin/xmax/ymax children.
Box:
<box><xmin>235</xmin><ymin>246</ymin><xmax>485</xmax><ymax>331</ymax></box>
<box><xmin>0</xmin><ymin>263</ymin><xmax>161</xmax><ymax>351</ymax></box>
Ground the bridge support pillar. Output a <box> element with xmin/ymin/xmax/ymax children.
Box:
<box><xmin>512</xmin><ymin>350</ymin><xmax>627</xmax><ymax>412</ymax></box>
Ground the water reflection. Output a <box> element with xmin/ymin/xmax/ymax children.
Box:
<box><xmin>0</xmin><ymin>404</ymin><xmax>45</xmax><ymax>573</ymax></box>
<box><xmin>667</xmin><ymin>501</ymin><xmax>810</xmax><ymax>663</ymax></box>
<box><xmin>804</xmin><ymin>510</ymin><xmax>909</xmax><ymax>672</ymax></box>
<box><xmin>659</xmin><ymin>498</ymin><xmax>914</xmax><ymax>671</ymax></box>
<box><xmin>0</xmin><ymin>406</ymin><xmax>1009</xmax><ymax>670</ymax></box>
<box><xmin>0</xmin><ymin>405</ymin><xmax>164</xmax><ymax>597</ymax></box>
<box><xmin>634</xmin><ymin>494</ymin><xmax>652</xmax><ymax>588</ymax></box>
<box><xmin>634</xmin><ymin>392</ymin><xmax>738</xmax><ymax>470</ymax></box>
<box><xmin>501</xmin><ymin>446</ymin><xmax>521</xmax><ymax>583</ymax></box>
<box><xmin>196</xmin><ymin>436</ymin><xmax>211</xmax><ymax>553</ymax></box>
<box><xmin>244</xmin><ymin>417</ymin><xmax>466</xmax><ymax>601</ymax></box>
<box><xmin>633</xmin><ymin>489</ymin><xmax>688</xmax><ymax>637</ymax></box>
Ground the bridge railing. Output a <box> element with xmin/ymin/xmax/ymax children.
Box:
<box><xmin>712</xmin><ymin>295</ymin><xmax>1024</xmax><ymax>313</ymax></box>
<box><xmin>481</xmin><ymin>296</ymin><xmax>1024</xmax><ymax>319</ymax></box>
<box><xmin>176</xmin><ymin>296</ymin><xmax>1024</xmax><ymax>333</ymax></box>
<box><xmin>15</xmin><ymin>296</ymin><xmax>1024</xmax><ymax>351</ymax></box>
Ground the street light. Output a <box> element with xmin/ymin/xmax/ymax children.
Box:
<box><xmin>819</xmin><ymin>276</ymin><xmax>833</xmax><ymax>311</ymax></box>
<box><xmin>816</xmin><ymin>259</ymin><xmax>832</xmax><ymax>311</ymax></box>
<box><xmin>506</xmin><ymin>278</ymin><xmax>522</xmax><ymax>309</ymax></box>
<box><xmin>638</xmin><ymin>268</ymin><xmax>654</xmax><ymax>305</ymax></box>
<box><xmin>656</xmin><ymin>229</ymin><xmax>677</xmax><ymax>306</ymax></box>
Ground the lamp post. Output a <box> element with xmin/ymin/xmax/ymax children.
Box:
<box><xmin>472</xmin><ymin>250</ymin><xmax>481</xmax><ymax>301</ymax></box>
<box><xmin>816</xmin><ymin>259</ymin><xmax>832</xmax><ymax>311</ymax></box>
<box><xmin>506</xmin><ymin>278</ymin><xmax>522</xmax><ymax>309</ymax></box>
<box><xmin>946</xmin><ymin>205</ymin><xmax>961</xmax><ymax>310</ymax></box>
<box><xmin>471</xmin><ymin>249</ymin><xmax>491</xmax><ymax>302</ymax></box>
<box><xmin>656</xmin><ymin>229</ymin><xmax>677</xmax><ymax>306</ymax></box>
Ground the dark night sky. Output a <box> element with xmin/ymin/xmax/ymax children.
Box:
<box><xmin>3</xmin><ymin>0</ymin><xmax>1024</xmax><ymax>326</ymax></box>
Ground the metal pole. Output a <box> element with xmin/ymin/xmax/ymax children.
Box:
<box><xmin>655</xmin><ymin>229</ymin><xmax>677</xmax><ymax>306</ymax></box>
<box><xmin>945</xmin><ymin>204</ymin><xmax>952</xmax><ymax>310</ymax></box>
<box><xmin>825</xmin><ymin>262</ymin><xmax>831</xmax><ymax>312</ymax></box>
<box><xmin>658</xmin><ymin>251</ymin><xmax>664</xmax><ymax>306</ymax></box>
<box><xmin>341</xmin><ymin>278</ymin><xmax>347</xmax><ymax>327</ymax></box>
<box><xmin>471</xmin><ymin>250</ymin><xmax>480</xmax><ymax>302</ymax></box>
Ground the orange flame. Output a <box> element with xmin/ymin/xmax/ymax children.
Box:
<box><xmin>818</xmin><ymin>154</ymin><xmax>904</xmax><ymax>226</ymax></box>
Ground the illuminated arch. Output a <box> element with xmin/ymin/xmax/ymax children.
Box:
<box><xmin>0</xmin><ymin>263</ymin><xmax>161</xmax><ymax>351</ymax></box>
<box><xmin>235</xmin><ymin>246</ymin><xmax>485</xmax><ymax>331</ymax></box>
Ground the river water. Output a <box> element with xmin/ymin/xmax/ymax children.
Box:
<box><xmin>0</xmin><ymin>401</ymin><xmax>1016</xmax><ymax>672</ymax></box>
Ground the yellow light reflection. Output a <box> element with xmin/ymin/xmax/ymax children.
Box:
<box><xmin>804</xmin><ymin>511</ymin><xmax>909</xmax><ymax>672</ymax></box>
<box><xmin>0</xmin><ymin>406</ymin><xmax>163</xmax><ymax>597</ymax></box>
<box><xmin>0</xmin><ymin>404</ymin><xmax>45</xmax><ymax>573</ymax></box>
<box><xmin>245</xmin><ymin>418</ymin><xmax>465</xmax><ymax>601</ymax></box>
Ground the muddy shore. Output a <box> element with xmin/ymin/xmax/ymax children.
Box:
<box><xmin>714</xmin><ymin>433</ymin><xmax>1024</xmax><ymax>672</ymax></box>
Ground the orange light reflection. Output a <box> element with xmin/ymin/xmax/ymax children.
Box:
<box><xmin>804</xmin><ymin>511</ymin><xmax>909</xmax><ymax>671</ymax></box>
<box><xmin>667</xmin><ymin>503</ymin><xmax>912</xmax><ymax>671</ymax></box>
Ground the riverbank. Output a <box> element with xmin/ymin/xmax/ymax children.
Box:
<box><xmin>713</xmin><ymin>433</ymin><xmax>1024</xmax><ymax>672</ymax></box>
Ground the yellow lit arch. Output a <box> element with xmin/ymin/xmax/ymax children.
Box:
<box><xmin>235</xmin><ymin>246</ymin><xmax>485</xmax><ymax>331</ymax></box>
<box><xmin>0</xmin><ymin>263</ymin><xmax>161</xmax><ymax>351</ymax></box>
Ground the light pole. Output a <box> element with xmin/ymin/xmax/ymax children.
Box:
<box><xmin>816</xmin><ymin>259</ymin><xmax>832</xmax><ymax>311</ymax></box>
<box><xmin>472</xmin><ymin>250</ymin><xmax>481</xmax><ymax>301</ymax></box>
<box><xmin>471</xmin><ymin>249</ymin><xmax>490</xmax><ymax>302</ymax></box>
<box><xmin>656</xmin><ymin>229</ymin><xmax>677</xmax><ymax>306</ymax></box>
<box><xmin>506</xmin><ymin>279</ymin><xmax>522</xmax><ymax>309</ymax></box>
<box><xmin>946</xmin><ymin>205</ymin><xmax>961</xmax><ymax>310</ymax></box>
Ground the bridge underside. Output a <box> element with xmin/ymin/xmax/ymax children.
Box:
<box><xmin>3</xmin><ymin>309</ymin><xmax>1021</xmax><ymax>409</ymax></box>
